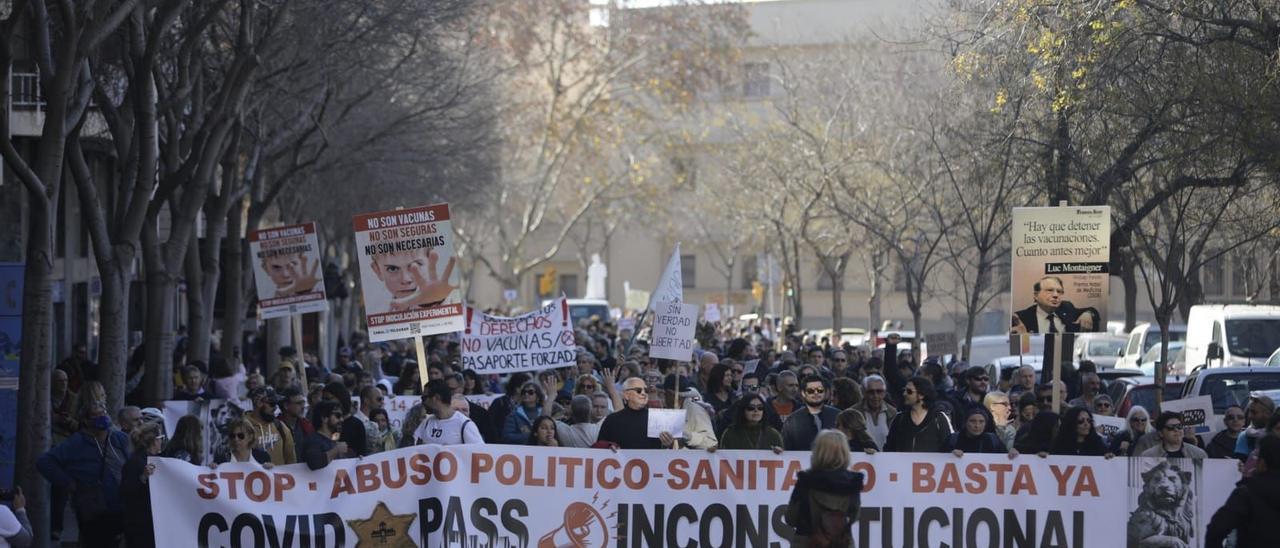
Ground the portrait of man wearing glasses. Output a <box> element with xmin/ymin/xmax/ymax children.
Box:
<box><xmin>781</xmin><ymin>375</ymin><xmax>840</xmax><ymax>450</ymax></box>
<box><xmin>595</xmin><ymin>377</ymin><xmax>674</xmax><ymax>450</ymax></box>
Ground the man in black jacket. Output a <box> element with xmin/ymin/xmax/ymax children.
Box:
<box><xmin>596</xmin><ymin>377</ymin><xmax>675</xmax><ymax>450</ymax></box>
<box><xmin>782</xmin><ymin>375</ymin><xmax>840</xmax><ymax>450</ymax></box>
<box><xmin>1206</xmin><ymin>436</ymin><xmax>1280</xmax><ymax>547</ymax></box>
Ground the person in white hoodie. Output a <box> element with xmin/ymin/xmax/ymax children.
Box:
<box><xmin>0</xmin><ymin>487</ymin><xmax>33</xmax><ymax>548</ymax></box>
<box><xmin>679</xmin><ymin>388</ymin><xmax>719</xmax><ymax>450</ymax></box>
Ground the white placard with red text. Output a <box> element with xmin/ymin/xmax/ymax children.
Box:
<box><xmin>352</xmin><ymin>203</ymin><xmax>464</xmax><ymax>342</ymax></box>
<box><xmin>459</xmin><ymin>298</ymin><xmax>576</xmax><ymax>375</ymax></box>
<box><xmin>250</xmin><ymin>222</ymin><xmax>328</xmax><ymax>319</ymax></box>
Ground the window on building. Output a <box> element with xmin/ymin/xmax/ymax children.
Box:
<box><xmin>1231</xmin><ymin>252</ymin><xmax>1251</xmax><ymax>298</ymax></box>
<box><xmin>1202</xmin><ymin>250</ymin><xmax>1225</xmax><ymax>296</ymax></box>
<box><xmin>682</xmin><ymin>254</ymin><xmax>697</xmax><ymax>288</ymax></box>
<box><xmin>893</xmin><ymin>261</ymin><xmax>910</xmax><ymax>292</ymax></box>
<box><xmin>671</xmin><ymin>156</ymin><xmax>696</xmax><ymax>189</ymax></box>
<box><xmin>559</xmin><ymin>274</ymin><xmax>579</xmax><ymax>299</ymax></box>
<box><xmin>743</xmin><ymin>62</ymin><xmax>770</xmax><ymax>98</ymax></box>
<box><xmin>741</xmin><ymin>255</ymin><xmax>758</xmax><ymax>290</ymax></box>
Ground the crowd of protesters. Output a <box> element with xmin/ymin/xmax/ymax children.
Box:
<box><xmin>30</xmin><ymin>316</ymin><xmax>1280</xmax><ymax>547</ymax></box>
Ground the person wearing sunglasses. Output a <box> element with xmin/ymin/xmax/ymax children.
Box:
<box><xmin>716</xmin><ymin>394</ymin><xmax>783</xmax><ymax>452</ymax></box>
<box><xmin>1207</xmin><ymin>405</ymin><xmax>1247</xmax><ymax>459</ymax></box>
<box><xmin>216</xmin><ymin>418</ymin><xmax>273</xmax><ymax>467</ymax></box>
<box><xmin>1050</xmin><ymin>407</ymin><xmax>1113</xmax><ymax>457</ymax></box>
<box><xmin>1110</xmin><ymin>405</ymin><xmax>1152</xmax><ymax>456</ymax></box>
<box><xmin>885</xmin><ymin>377</ymin><xmax>953</xmax><ymax>453</ymax></box>
<box><xmin>595</xmin><ymin>378</ymin><xmax>674</xmax><ymax>450</ymax></box>
<box><xmin>948</xmin><ymin>366</ymin><xmax>991</xmax><ymax>431</ymax></box>
<box><xmin>1141</xmin><ymin>411</ymin><xmax>1207</xmax><ymax>459</ymax></box>
<box><xmin>782</xmin><ymin>376</ymin><xmax>841</xmax><ymax>451</ymax></box>
<box><xmin>501</xmin><ymin>381</ymin><xmax>548</xmax><ymax>444</ymax></box>
<box><xmin>303</xmin><ymin>400</ymin><xmax>352</xmax><ymax>470</ymax></box>
<box><xmin>244</xmin><ymin>386</ymin><xmax>297</xmax><ymax>465</ymax></box>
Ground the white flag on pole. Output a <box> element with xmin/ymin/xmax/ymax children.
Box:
<box><xmin>647</xmin><ymin>243</ymin><xmax>683</xmax><ymax>311</ymax></box>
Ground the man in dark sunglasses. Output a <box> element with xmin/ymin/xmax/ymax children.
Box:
<box><xmin>1140</xmin><ymin>411</ymin><xmax>1207</xmax><ymax>459</ymax></box>
<box><xmin>595</xmin><ymin>378</ymin><xmax>673</xmax><ymax>450</ymax></box>
<box><xmin>244</xmin><ymin>386</ymin><xmax>297</xmax><ymax>465</ymax></box>
<box><xmin>1206</xmin><ymin>404</ymin><xmax>1247</xmax><ymax>459</ymax></box>
<box><xmin>948</xmin><ymin>366</ymin><xmax>991</xmax><ymax>431</ymax></box>
<box><xmin>781</xmin><ymin>375</ymin><xmax>839</xmax><ymax>450</ymax></box>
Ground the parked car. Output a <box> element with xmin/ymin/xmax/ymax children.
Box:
<box><xmin>1073</xmin><ymin>333</ymin><xmax>1127</xmax><ymax>369</ymax></box>
<box><xmin>965</xmin><ymin>335</ymin><xmax>1044</xmax><ymax>371</ymax></box>
<box><xmin>1138</xmin><ymin>342</ymin><xmax>1186</xmax><ymax>377</ymax></box>
<box><xmin>1108</xmin><ymin>376</ymin><xmax>1185</xmax><ymax>418</ymax></box>
<box><xmin>813</xmin><ymin>327</ymin><xmax>867</xmax><ymax>346</ymax></box>
<box><xmin>1180</xmin><ymin>366</ymin><xmax>1280</xmax><ymax>414</ymax></box>
<box><xmin>561</xmin><ymin>298</ymin><xmax>610</xmax><ymax>327</ymax></box>
<box><xmin>1116</xmin><ymin>323</ymin><xmax>1186</xmax><ymax>370</ymax></box>
<box><xmin>1185</xmin><ymin>304</ymin><xmax>1280</xmax><ymax>368</ymax></box>
<box><xmin>1266</xmin><ymin>346</ymin><xmax>1280</xmax><ymax>367</ymax></box>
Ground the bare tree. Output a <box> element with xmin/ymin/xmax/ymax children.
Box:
<box><xmin>0</xmin><ymin>2</ymin><xmax>141</xmax><ymax>540</ymax></box>
<box><xmin>454</xmin><ymin>0</ymin><xmax>746</xmax><ymax>303</ymax></box>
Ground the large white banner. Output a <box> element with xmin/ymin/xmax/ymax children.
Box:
<box><xmin>460</xmin><ymin>298</ymin><xmax>577</xmax><ymax>374</ymax></box>
<box><xmin>249</xmin><ymin>222</ymin><xmax>329</xmax><ymax>320</ymax></box>
<box><xmin>150</xmin><ymin>445</ymin><xmax>1237</xmax><ymax>548</ymax></box>
<box><xmin>352</xmin><ymin>203</ymin><xmax>464</xmax><ymax>343</ymax></box>
<box><xmin>1010</xmin><ymin>206</ymin><xmax>1111</xmax><ymax>334</ymax></box>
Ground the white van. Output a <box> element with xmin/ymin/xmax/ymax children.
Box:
<box><xmin>1116</xmin><ymin>323</ymin><xmax>1186</xmax><ymax>370</ymax></box>
<box><xmin>964</xmin><ymin>334</ymin><xmax>1044</xmax><ymax>368</ymax></box>
<box><xmin>1185</xmin><ymin>304</ymin><xmax>1280</xmax><ymax>368</ymax></box>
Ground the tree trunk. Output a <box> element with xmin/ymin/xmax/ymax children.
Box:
<box><xmin>220</xmin><ymin>198</ymin><xmax>246</xmax><ymax>362</ymax></box>
<box><xmin>962</xmin><ymin>250</ymin><xmax>991</xmax><ymax>362</ymax></box>
<box><xmin>789</xmin><ymin>243</ymin><xmax>803</xmax><ymax>328</ymax></box>
<box><xmin>831</xmin><ymin>271</ymin><xmax>844</xmax><ymax>339</ymax></box>
<box><xmin>190</xmin><ymin>205</ymin><xmax>228</xmax><ymax>363</ymax></box>
<box><xmin>184</xmin><ymin>231</ymin><xmax>209</xmax><ymax>364</ymax></box>
<box><xmin>16</xmin><ymin>194</ymin><xmax>54</xmax><ymax>548</ymax></box>
<box><xmin>142</xmin><ymin>223</ymin><xmax>177</xmax><ymax>403</ymax></box>
<box><xmin>1121</xmin><ymin>253</ymin><xmax>1138</xmax><ymax>332</ymax></box>
<box><xmin>867</xmin><ymin>250</ymin><xmax>884</xmax><ymax>333</ymax></box>
<box><xmin>907</xmin><ymin>274</ymin><xmax>923</xmax><ymax>366</ymax></box>
<box><xmin>96</xmin><ymin>267</ymin><xmax>130</xmax><ymax>409</ymax></box>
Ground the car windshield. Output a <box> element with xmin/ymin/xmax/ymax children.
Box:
<box><xmin>1088</xmin><ymin>339</ymin><xmax>1125</xmax><ymax>357</ymax></box>
<box><xmin>1128</xmin><ymin>383</ymin><xmax>1184</xmax><ymax>415</ymax></box>
<box><xmin>570</xmin><ymin>305</ymin><xmax>609</xmax><ymax>326</ymax></box>
<box><xmin>1141</xmin><ymin>330</ymin><xmax>1186</xmax><ymax>355</ymax></box>
<box><xmin>1225</xmin><ymin>319</ymin><xmax>1280</xmax><ymax>359</ymax></box>
<box><xmin>1199</xmin><ymin>372</ymin><xmax>1280</xmax><ymax>413</ymax></box>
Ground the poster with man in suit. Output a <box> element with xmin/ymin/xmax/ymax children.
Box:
<box><xmin>1010</xmin><ymin>206</ymin><xmax>1110</xmax><ymax>335</ymax></box>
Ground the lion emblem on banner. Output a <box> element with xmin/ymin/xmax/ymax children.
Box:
<box><xmin>1127</xmin><ymin>461</ymin><xmax>1195</xmax><ymax>548</ymax></box>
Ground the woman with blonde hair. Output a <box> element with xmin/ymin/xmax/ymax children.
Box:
<box><xmin>214</xmin><ymin>418</ymin><xmax>272</xmax><ymax>467</ymax></box>
<box><xmin>784</xmin><ymin>430</ymin><xmax>864</xmax><ymax>547</ymax></box>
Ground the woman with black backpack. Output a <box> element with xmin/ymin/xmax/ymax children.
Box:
<box><xmin>785</xmin><ymin>430</ymin><xmax>863</xmax><ymax>547</ymax></box>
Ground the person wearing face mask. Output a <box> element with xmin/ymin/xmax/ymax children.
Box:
<box><xmin>37</xmin><ymin>402</ymin><xmax>131</xmax><ymax>548</ymax></box>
